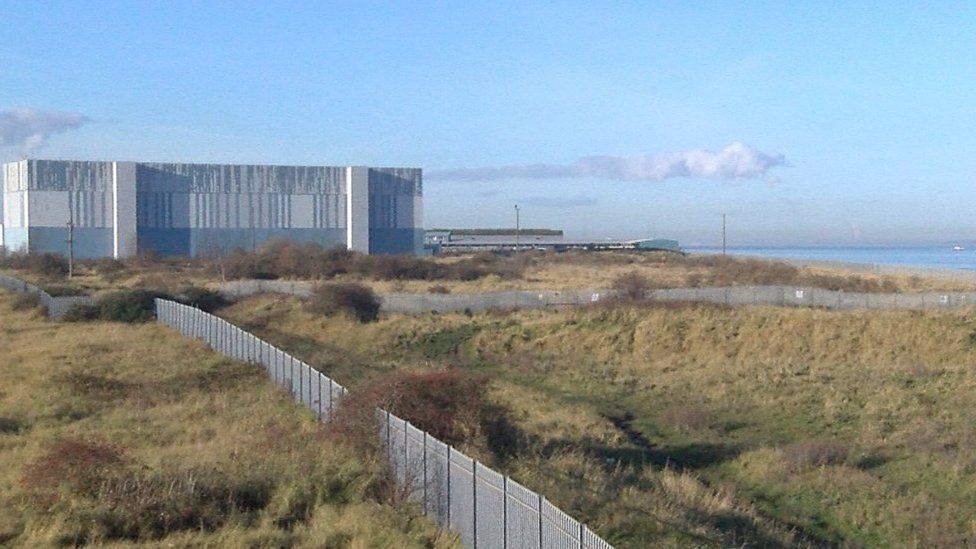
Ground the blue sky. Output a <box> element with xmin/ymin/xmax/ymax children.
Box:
<box><xmin>2</xmin><ymin>1</ymin><xmax>975</xmax><ymax>246</ymax></box>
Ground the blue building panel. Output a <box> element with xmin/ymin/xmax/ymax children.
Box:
<box><xmin>3</xmin><ymin>160</ymin><xmax>423</xmax><ymax>259</ymax></box>
<box><xmin>30</xmin><ymin>227</ymin><xmax>113</xmax><ymax>259</ymax></box>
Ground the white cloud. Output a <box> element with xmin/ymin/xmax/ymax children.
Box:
<box><xmin>0</xmin><ymin>107</ymin><xmax>90</xmax><ymax>154</ymax></box>
<box><xmin>429</xmin><ymin>142</ymin><xmax>785</xmax><ymax>182</ymax></box>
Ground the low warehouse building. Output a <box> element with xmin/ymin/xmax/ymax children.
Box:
<box><xmin>1</xmin><ymin>159</ymin><xmax>423</xmax><ymax>258</ymax></box>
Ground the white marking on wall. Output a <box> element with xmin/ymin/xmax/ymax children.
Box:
<box><xmin>346</xmin><ymin>166</ymin><xmax>369</xmax><ymax>252</ymax></box>
<box><xmin>113</xmin><ymin>162</ymin><xmax>137</xmax><ymax>258</ymax></box>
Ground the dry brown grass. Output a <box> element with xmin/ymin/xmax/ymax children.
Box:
<box><xmin>218</xmin><ymin>294</ymin><xmax>976</xmax><ymax>547</ymax></box>
<box><xmin>0</xmin><ymin>291</ymin><xmax>456</xmax><ymax>547</ymax></box>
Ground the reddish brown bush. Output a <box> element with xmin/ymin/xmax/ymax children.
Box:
<box><xmin>331</xmin><ymin>369</ymin><xmax>521</xmax><ymax>460</ymax></box>
<box><xmin>22</xmin><ymin>437</ymin><xmax>126</xmax><ymax>503</ymax></box>
<box><xmin>333</xmin><ymin>370</ymin><xmax>483</xmax><ymax>445</ymax></box>
<box><xmin>612</xmin><ymin>271</ymin><xmax>652</xmax><ymax>301</ymax></box>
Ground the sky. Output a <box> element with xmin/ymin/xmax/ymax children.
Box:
<box><xmin>2</xmin><ymin>1</ymin><xmax>975</xmax><ymax>246</ymax></box>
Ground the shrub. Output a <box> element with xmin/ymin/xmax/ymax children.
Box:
<box><xmin>89</xmin><ymin>258</ymin><xmax>128</xmax><ymax>281</ymax></box>
<box><xmin>428</xmin><ymin>285</ymin><xmax>451</xmax><ymax>294</ymax></box>
<box><xmin>307</xmin><ymin>283</ymin><xmax>381</xmax><ymax>323</ymax></box>
<box><xmin>42</xmin><ymin>285</ymin><xmax>87</xmax><ymax>297</ymax></box>
<box><xmin>660</xmin><ymin>404</ymin><xmax>716</xmax><ymax>433</ymax></box>
<box><xmin>0</xmin><ymin>417</ymin><xmax>23</xmax><ymax>434</ymax></box>
<box><xmin>63</xmin><ymin>290</ymin><xmax>171</xmax><ymax>323</ymax></box>
<box><xmin>178</xmin><ymin>286</ymin><xmax>228</xmax><ymax>312</ymax></box>
<box><xmin>36</xmin><ymin>253</ymin><xmax>70</xmax><ymax>278</ymax></box>
<box><xmin>612</xmin><ymin>271</ymin><xmax>651</xmax><ymax>301</ymax></box>
<box><xmin>95</xmin><ymin>290</ymin><xmax>166</xmax><ymax>323</ymax></box>
<box><xmin>10</xmin><ymin>293</ymin><xmax>42</xmax><ymax>312</ymax></box>
<box><xmin>193</xmin><ymin>239</ymin><xmax>530</xmax><ymax>282</ymax></box>
<box><xmin>781</xmin><ymin>439</ymin><xmax>850</xmax><ymax>469</ymax></box>
<box><xmin>332</xmin><ymin>369</ymin><xmax>519</xmax><ymax>456</ymax></box>
<box><xmin>61</xmin><ymin>303</ymin><xmax>101</xmax><ymax>322</ymax></box>
<box><xmin>0</xmin><ymin>251</ymin><xmax>69</xmax><ymax>278</ymax></box>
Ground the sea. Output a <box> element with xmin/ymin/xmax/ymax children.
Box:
<box><xmin>686</xmin><ymin>246</ymin><xmax>976</xmax><ymax>272</ymax></box>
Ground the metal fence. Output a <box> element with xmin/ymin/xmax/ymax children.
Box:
<box><xmin>219</xmin><ymin>279</ymin><xmax>976</xmax><ymax>314</ymax></box>
<box><xmin>154</xmin><ymin>298</ymin><xmax>613</xmax><ymax>549</ymax></box>
<box><xmin>0</xmin><ymin>273</ymin><xmax>95</xmax><ymax>318</ymax></box>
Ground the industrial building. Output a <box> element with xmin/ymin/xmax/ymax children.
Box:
<box><xmin>425</xmin><ymin>228</ymin><xmax>680</xmax><ymax>253</ymax></box>
<box><xmin>0</xmin><ymin>159</ymin><xmax>423</xmax><ymax>258</ymax></box>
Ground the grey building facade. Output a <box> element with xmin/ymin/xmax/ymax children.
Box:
<box><xmin>1</xmin><ymin>160</ymin><xmax>423</xmax><ymax>258</ymax></box>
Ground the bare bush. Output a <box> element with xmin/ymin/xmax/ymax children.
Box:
<box><xmin>307</xmin><ymin>283</ymin><xmax>381</xmax><ymax>322</ymax></box>
<box><xmin>0</xmin><ymin>251</ymin><xmax>69</xmax><ymax>279</ymax></box>
<box><xmin>331</xmin><ymin>369</ymin><xmax>522</xmax><ymax>459</ymax></box>
<box><xmin>781</xmin><ymin>439</ymin><xmax>850</xmax><ymax>469</ymax></box>
<box><xmin>612</xmin><ymin>271</ymin><xmax>651</xmax><ymax>301</ymax></box>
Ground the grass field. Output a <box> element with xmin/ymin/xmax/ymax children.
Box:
<box><xmin>219</xmin><ymin>294</ymin><xmax>976</xmax><ymax>547</ymax></box>
<box><xmin>0</xmin><ymin>291</ymin><xmax>455</xmax><ymax>548</ymax></box>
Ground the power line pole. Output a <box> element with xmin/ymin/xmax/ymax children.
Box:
<box><xmin>66</xmin><ymin>219</ymin><xmax>74</xmax><ymax>278</ymax></box>
<box><xmin>722</xmin><ymin>213</ymin><xmax>727</xmax><ymax>256</ymax></box>
<box><xmin>514</xmin><ymin>204</ymin><xmax>520</xmax><ymax>252</ymax></box>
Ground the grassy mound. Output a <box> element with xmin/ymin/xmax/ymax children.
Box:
<box><xmin>220</xmin><ymin>294</ymin><xmax>976</xmax><ymax>547</ymax></box>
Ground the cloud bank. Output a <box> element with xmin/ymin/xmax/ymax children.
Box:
<box><xmin>429</xmin><ymin>142</ymin><xmax>785</xmax><ymax>182</ymax></box>
<box><xmin>0</xmin><ymin>107</ymin><xmax>90</xmax><ymax>154</ymax></box>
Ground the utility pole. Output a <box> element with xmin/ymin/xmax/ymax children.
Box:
<box><xmin>514</xmin><ymin>205</ymin><xmax>521</xmax><ymax>252</ymax></box>
<box><xmin>722</xmin><ymin>213</ymin><xmax>727</xmax><ymax>256</ymax></box>
<box><xmin>66</xmin><ymin>219</ymin><xmax>74</xmax><ymax>278</ymax></box>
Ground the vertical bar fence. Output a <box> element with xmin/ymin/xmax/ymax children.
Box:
<box><xmin>152</xmin><ymin>298</ymin><xmax>614</xmax><ymax>549</ymax></box>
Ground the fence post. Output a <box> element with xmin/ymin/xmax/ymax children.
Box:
<box><xmin>422</xmin><ymin>431</ymin><xmax>428</xmax><ymax>515</ymax></box>
<box><xmin>538</xmin><ymin>493</ymin><xmax>545</xmax><ymax>549</ymax></box>
<box><xmin>404</xmin><ymin>420</ymin><xmax>409</xmax><ymax>492</ymax></box>
<box><xmin>503</xmin><ymin>476</ymin><xmax>508</xmax><ymax>549</ymax></box>
<box><xmin>277</xmin><ymin>349</ymin><xmax>284</xmax><ymax>385</ymax></box>
<box><xmin>328</xmin><ymin>380</ymin><xmax>335</xmax><ymax>421</ymax></box>
<box><xmin>579</xmin><ymin>522</ymin><xmax>584</xmax><ymax>549</ymax></box>
<box><xmin>317</xmin><ymin>374</ymin><xmax>323</xmax><ymax>420</ymax></box>
<box><xmin>386</xmin><ymin>410</ymin><xmax>392</xmax><ymax>468</ymax></box>
<box><xmin>446</xmin><ymin>445</ymin><xmax>452</xmax><ymax>525</ymax></box>
<box><xmin>472</xmin><ymin>460</ymin><xmax>478</xmax><ymax>549</ymax></box>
